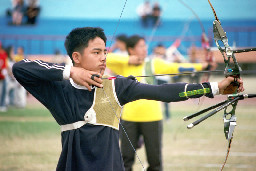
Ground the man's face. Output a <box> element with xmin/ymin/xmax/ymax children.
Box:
<box><xmin>129</xmin><ymin>39</ymin><xmax>148</xmax><ymax>60</ymax></box>
<box><xmin>73</xmin><ymin>37</ymin><xmax>107</xmax><ymax>74</ymax></box>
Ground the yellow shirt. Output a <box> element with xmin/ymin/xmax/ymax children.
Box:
<box><xmin>14</xmin><ymin>55</ymin><xmax>24</xmax><ymax>62</ymax></box>
<box><xmin>106</xmin><ymin>53</ymin><xmax>203</xmax><ymax>122</ymax></box>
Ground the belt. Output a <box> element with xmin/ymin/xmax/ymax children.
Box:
<box><xmin>61</xmin><ymin>121</ymin><xmax>87</xmax><ymax>132</ymax></box>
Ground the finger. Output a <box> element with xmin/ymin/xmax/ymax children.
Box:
<box><xmin>89</xmin><ymin>74</ymin><xmax>103</xmax><ymax>84</ymax></box>
<box><xmin>228</xmin><ymin>76</ymin><xmax>235</xmax><ymax>82</ymax></box>
<box><xmin>87</xmin><ymin>79</ymin><xmax>103</xmax><ymax>88</ymax></box>
<box><xmin>82</xmin><ymin>82</ymin><xmax>92</xmax><ymax>91</ymax></box>
<box><xmin>89</xmin><ymin>72</ymin><xmax>102</xmax><ymax>78</ymax></box>
<box><xmin>239</xmin><ymin>85</ymin><xmax>244</xmax><ymax>92</ymax></box>
<box><xmin>93</xmin><ymin>76</ymin><xmax>103</xmax><ymax>84</ymax></box>
<box><xmin>238</xmin><ymin>78</ymin><xmax>243</xmax><ymax>84</ymax></box>
<box><xmin>92</xmin><ymin>73</ymin><xmax>103</xmax><ymax>81</ymax></box>
<box><xmin>91</xmin><ymin>74</ymin><xmax>97</xmax><ymax>81</ymax></box>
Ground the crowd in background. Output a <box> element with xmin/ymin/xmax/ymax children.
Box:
<box><xmin>137</xmin><ymin>0</ymin><xmax>162</xmax><ymax>27</ymax></box>
<box><xmin>0</xmin><ymin>41</ymin><xmax>27</xmax><ymax>112</ymax></box>
<box><xmin>6</xmin><ymin>0</ymin><xmax>40</xmax><ymax>26</ymax></box>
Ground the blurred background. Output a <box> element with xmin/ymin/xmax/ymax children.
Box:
<box><xmin>0</xmin><ymin>0</ymin><xmax>256</xmax><ymax>170</ymax></box>
<box><xmin>1</xmin><ymin>0</ymin><xmax>256</xmax><ymax>55</ymax></box>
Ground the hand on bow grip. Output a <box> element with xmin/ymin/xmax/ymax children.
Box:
<box><xmin>218</xmin><ymin>77</ymin><xmax>244</xmax><ymax>94</ymax></box>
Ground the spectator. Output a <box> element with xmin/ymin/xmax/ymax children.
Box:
<box><xmin>5</xmin><ymin>46</ymin><xmax>16</xmax><ymax>106</ymax></box>
<box><xmin>13</xmin><ymin>46</ymin><xmax>27</xmax><ymax>107</ymax></box>
<box><xmin>188</xmin><ymin>43</ymin><xmax>200</xmax><ymax>63</ymax></box>
<box><xmin>165</xmin><ymin>39</ymin><xmax>188</xmax><ymax>83</ymax></box>
<box><xmin>14</xmin><ymin>46</ymin><xmax>25</xmax><ymax>62</ymax></box>
<box><xmin>136</xmin><ymin>1</ymin><xmax>152</xmax><ymax>27</ymax></box>
<box><xmin>25</xmin><ymin>0</ymin><xmax>40</xmax><ymax>25</ymax></box>
<box><xmin>152</xmin><ymin>2</ymin><xmax>162</xmax><ymax>26</ymax></box>
<box><xmin>152</xmin><ymin>43</ymin><xmax>166</xmax><ymax>58</ymax></box>
<box><xmin>12</xmin><ymin>0</ymin><xmax>26</xmax><ymax>25</ymax></box>
<box><xmin>165</xmin><ymin>39</ymin><xmax>185</xmax><ymax>63</ymax></box>
<box><xmin>187</xmin><ymin>44</ymin><xmax>202</xmax><ymax>83</ymax></box>
<box><xmin>109</xmin><ymin>34</ymin><xmax>128</xmax><ymax>55</ymax></box>
<box><xmin>0</xmin><ymin>42</ymin><xmax>8</xmax><ymax>112</ymax></box>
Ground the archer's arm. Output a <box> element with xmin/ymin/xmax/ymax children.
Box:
<box><xmin>13</xmin><ymin>59</ymin><xmax>66</xmax><ymax>84</ymax></box>
<box><xmin>12</xmin><ymin>59</ymin><xmax>72</xmax><ymax>108</ymax></box>
<box><xmin>115</xmin><ymin>76</ymin><xmax>219</xmax><ymax>105</ymax></box>
<box><xmin>153</xmin><ymin>58</ymin><xmax>208</xmax><ymax>74</ymax></box>
<box><xmin>115</xmin><ymin>76</ymin><xmax>244</xmax><ymax>105</ymax></box>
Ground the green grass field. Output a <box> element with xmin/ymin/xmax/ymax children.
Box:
<box><xmin>1</xmin><ymin>101</ymin><xmax>256</xmax><ymax>171</ymax></box>
<box><xmin>0</xmin><ymin>76</ymin><xmax>256</xmax><ymax>171</ymax></box>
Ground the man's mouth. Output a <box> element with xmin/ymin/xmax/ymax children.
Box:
<box><xmin>99</xmin><ymin>64</ymin><xmax>106</xmax><ymax>68</ymax></box>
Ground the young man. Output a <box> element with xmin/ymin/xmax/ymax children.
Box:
<box><xmin>12</xmin><ymin>27</ymin><xmax>244</xmax><ymax>171</ymax></box>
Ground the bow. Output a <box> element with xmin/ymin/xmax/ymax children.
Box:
<box><xmin>182</xmin><ymin>0</ymin><xmax>256</xmax><ymax>170</ymax></box>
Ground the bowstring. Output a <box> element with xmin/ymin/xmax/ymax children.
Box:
<box><xmin>147</xmin><ymin>16</ymin><xmax>161</xmax><ymax>49</ymax></box>
<box><xmin>107</xmin><ymin>0</ymin><xmax>128</xmax><ymax>52</ymax></box>
<box><xmin>101</xmin><ymin>0</ymin><xmax>145</xmax><ymax>170</ymax></box>
<box><xmin>101</xmin><ymin>87</ymin><xmax>145</xmax><ymax>170</ymax></box>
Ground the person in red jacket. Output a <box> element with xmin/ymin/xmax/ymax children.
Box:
<box><xmin>0</xmin><ymin>41</ymin><xmax>8</xmax><ymax>111</ymax></box>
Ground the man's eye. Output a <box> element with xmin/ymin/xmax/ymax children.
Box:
<box><xmin>94</xmin><ymin>52</ymin><xmax>99</xmax><ymax>54</ymax></box>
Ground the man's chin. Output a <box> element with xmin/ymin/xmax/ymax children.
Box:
<box><xmin>98</xmin><ymin>69</ymin><xmax>105</xmax><ymax>75</ymax></box>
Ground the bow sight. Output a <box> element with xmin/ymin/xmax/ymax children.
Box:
<box><xmin>213</xmin><ymin>20</ymin><xmax>242</xmax><ymax>79</ymax></box>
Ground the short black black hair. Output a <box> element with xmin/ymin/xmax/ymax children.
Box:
<box><xmin>155</xmin><ymin>43</ymin><xmax>165</xmax><ymax>48</ymax></box>
<box><xmin>64</xmin><ymin>27</ymin><xmax>107</xmax><ymax>64</ymax></box>
<box><xmin>126</xmin><ymin>35</ymin><xmax>144</xmax><ymax>55</ymax></box>
<box><xmin>116</xmin><ymin>34</ymin><xmax>128</xmax><ymax>43</ymax></box>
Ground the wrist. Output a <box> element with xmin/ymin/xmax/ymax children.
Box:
<box><xmin>210</xmin><ymin>82</ymin><xmax>219</xmax><ymax>95</ymax></box>
<box><xmin>63</xmin><ymin>65</ymin><xmax>72</xmax><ymax>80</ymax></box>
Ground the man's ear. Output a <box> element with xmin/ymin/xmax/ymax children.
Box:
<box><xmin>72</xmin><ymin>52</ymin><xmax>81</xmax><ymax>64</ymax></box>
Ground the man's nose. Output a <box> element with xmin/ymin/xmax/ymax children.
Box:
<box><xmin>100</xmin><ymin>54</ymin><xmax>106</xmax><ymax>62</ymax></box>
